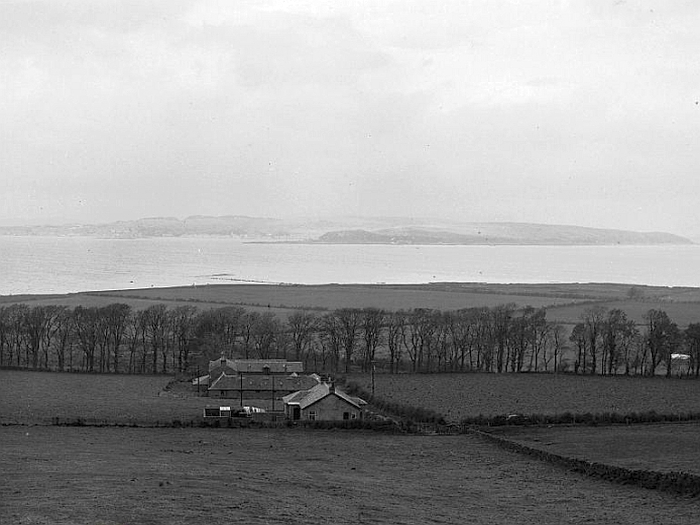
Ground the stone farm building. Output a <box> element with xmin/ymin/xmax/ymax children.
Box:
<box><xmin>195</xmin><ymin>357</ymin><xmax>320</xmax><ymax>404</ymax></box>
<box><xmin>282</xmin><ymin>382</ymin><xmax>367</xmax><ymax>421</ymax></box>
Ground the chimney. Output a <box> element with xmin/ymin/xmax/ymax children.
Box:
<box><xmin>328</xmin><ymin>381</ymin><xmax>335</xmax><ymax>393</ymax></box>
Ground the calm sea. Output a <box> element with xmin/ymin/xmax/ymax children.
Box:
<box><xmin>1</xmin><ymin>236</ymin><xmax>699</xmax><ymax>295</ymax></box>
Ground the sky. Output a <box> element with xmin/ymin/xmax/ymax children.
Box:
<box><xmin>1</xmin><ymin>0</ymin><xmax>699</xmax><ymax>236</ymax></box>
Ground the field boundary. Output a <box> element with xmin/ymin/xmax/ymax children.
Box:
<box><xmin>0</xmin><ymin>416</ymin><xmax>403</xmax><ymax>432</ymax></box>
<box><xmin>471</xmin><ymin>428</ymin><xmax>700</xmax><ymax>498</ymax></box>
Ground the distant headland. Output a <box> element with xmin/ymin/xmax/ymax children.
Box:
<box><xmin>0</xmin><ymin>215</ymin><xmax>691</xmax><ymax>246</ymax></box>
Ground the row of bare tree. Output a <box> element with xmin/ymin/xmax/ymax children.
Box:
<box><xmin>1</xmin><ymin>302</ymin><xmax>699</xmax><ymax>377</ymax></box>
<box><xmin>571</xmin><ymin>306</ymin><xmax>700</xmax><ymax>377</ymax></box>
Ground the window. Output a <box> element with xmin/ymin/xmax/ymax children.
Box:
<box><xmin>204</xmin><ymin>408</ymin><xmax>220</xmax><ymax>418</ymax></box>
<box><xmin>351</xmin><ymin>413</ymin><xmax>357</xmax><ymax>419</ymax></box>
<box><xmin>343</xmin><ymin>412</ymin><xmax>350</xmax><ymax>420</ymax></box>
<box><xmin>308</xmin><ymin>411</ymin><xmax>316</xmax><ymax>421</ymax></box>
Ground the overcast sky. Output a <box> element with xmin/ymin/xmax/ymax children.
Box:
<box><xmin>1</xmin><ymin>0</ymin><xmax>699</xmax><ymax>235</ymax></box>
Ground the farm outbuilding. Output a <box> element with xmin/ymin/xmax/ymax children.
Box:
<box><xmin>195</xmin><ymin>358</ymin><xmax>319</xmax><ymax>407</ymax></box>
<box><xmin>282</xmin><ymin>382</ymin><xmax>367</xmax><ymax>421</ymax></box>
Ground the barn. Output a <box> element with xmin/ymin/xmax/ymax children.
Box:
<box><xmin>282</xmin><ymin>382</ymin><xmax>367</xmax><ymax>421</ymax></box>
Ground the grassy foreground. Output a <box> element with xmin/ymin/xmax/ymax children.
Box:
<box><xmin>2</xmin><ymin>426</ymin><xmax>699</xmax><ymax>525</ymax></box>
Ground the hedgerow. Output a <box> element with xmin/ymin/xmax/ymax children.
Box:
<box><xmin>344</xmin><ymin>380</ymin><xmax>447</xmax><ymax>425</ymax></box>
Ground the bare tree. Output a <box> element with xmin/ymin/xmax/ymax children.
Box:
<box><xmin>318</xmin><ymin>312</ymin><xmax>342</xmax><ymax>374</ymax></box>
<box><xmin>602</xmin><ymin>309</ymin><xmax>637</xmax><ymax>375</ymax></box>
<box><xmin>643</xmin><ymin>309</ymin><xmax>674</xmax><ymax>376</ymax></box>
<box><xmin>581</xmin><ymin>306</ymin><xmax>607</xmax><ymax>375</ymax></box>
<box><xmin>0</xmin><ymin>307</ymin><xmax>9</xmax><ymax>367</ymax></box>
<box><xmin>360</xmin><ymin>308</ymin><xmax>384</xmax><ymax>372</ymax></box>
<box><xmin>287</xmin><ymin>310</ymin><xmax>317</xmax><ymax>365</ymax></box>
<box><xmin>170</xmin><ymin>305</ymin><xmax>197</xmax><ymax>373</ymax></box>
<box><xmin>685</xmin><ymin>323</ymin><xmax>700</xmax><ymax>378</ymax></box>
<box><xmin>336</xmin><ymin>308</ymin><xmax>361</xmax><ymax>373</ymax></box>
<box><xmin>569</xmin><ymin>323</ymin><xmax>586</xmax><ymax>374</ymax></box>
<box><xmin>73</xmin><ymin>306</ymin><xmax>99</xmax><ymax>372</ymax></box>
<box><xmin>491</xmin><ymin>304</ymin><xmax>515</xmax><ymax>373</ymax></box>
<box><xmin>544</xmin><ymin>322</ymin><xmax>566</xmax><ymax>373</ymax></box>
<box><xmin>100</xmin><ymin>304</ymin><xmax>131</xmax><ymax>373</ymax></box>
<box><xmin>252</xmin><ymin>312</ymin><xmax>280</xmax><ymax>359</ymax></box>
<box><xmin>385</xmin><ymin>310</ymin><xmax>405</xmax><ymax>373</ymax></box>
<box><xmin>50</xmin><ymin>306</ymin><xmax>73</xmax><ymax>372</ymax></box>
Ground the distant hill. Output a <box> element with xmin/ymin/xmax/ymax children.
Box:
<box><xmin>315</xmin><ymin>224</ymin><xmax>692</xmax><ymax>246</ymax></box>
<box><xmin>0</xmin><ymin>215</ymin><xmax>288</xmax><ymax>239</ymax></box>
<box><xmin>0</xmin><ymin>216</ymin><xmax>692</xmax><ymax>246</ymax></box>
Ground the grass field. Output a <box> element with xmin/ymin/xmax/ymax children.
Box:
<box><xmin>0</xmin><ymin>370</ymin><xmax>208</xmax><ymax>425</ymax></box>
<box><xmin>348</xmin><ymin>372</ymin><xmax>700</xmax><ymax>422</ymax></box>
<box><xmin>4</xmin><ymin>370</ymin><xmax>700</xmax><ymax>523</ymax></box>
<box><xmin>85</xmin><ymin>283</ymin><xmax>600</xmax><ymax>311</ymax></box>
<box><xmin>546</xmin><ymin>299</ymin><xmax>700</xmax><ymax>327</ymax></box>
<box><xmin>6</xmin><ymin>282</ymin><xmax>700</xmax><ymax>330</ymax></box>
<box><xmin>491</xmin><ymin>423</ymin><xmax>700</xmax><ymax>476</ymax></box>
<box><xmin>2</xmin><ymin>426</ymin><xmax>699</xmax><ymax>525</ymax></box>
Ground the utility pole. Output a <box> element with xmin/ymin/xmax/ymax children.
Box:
<box><xmin>371</xmin><ymin>361</ymin><xmax>375</xmax><ymax>398</ymax></box>
<box><xmin>196</xmin><ymin>366</ymin><xmax>200</xmax><ymax>394</ymax></box>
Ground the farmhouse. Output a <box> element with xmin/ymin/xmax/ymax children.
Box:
<box><xmin>198</xmin><ymin>357</ymin><xmax>319</xmax><ymax>402</ymax></box>
<box><xmin>283</xmin><ymin>382</ymin><xmax>367</xmax><ymax>421</ymax></box>
<box><xmin>208</xmin><ymin>357</ymin><xmax>304</xmax><ymax>379</ymax></box>
<box><xmin>207</xmin><ymin>372</ymin><xmax>319</xmax><ymax>399</ymax></box>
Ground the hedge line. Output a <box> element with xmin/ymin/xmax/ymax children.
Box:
<box><xmin>40</xmin><ymin>416</ymin><xmax>399</xmax><ymax>431</ymax></box>
<box><xmin>459</xmin><ymin>410</ymin><xmax>700</xmax><ymax>428</ymax></box>
<box><xmin>473</xmin><ymin>428</ymin><xmax>700</xmax><ymax>497</ymax></box>
<box><xmin>344</xmin><ymin>381</ymin><xmax>447</xmax><ymax>425</ymax></box>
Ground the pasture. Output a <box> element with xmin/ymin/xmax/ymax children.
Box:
<box><xmin>0</xmin><ymin>282</ymin><xmax>640</xmax><ymax>313</ymax></box>
<box><xmin>4</xmin><ymin>369</ymin><xmax>700</xmax><ymax>523</ymax></box>
<box><xmin>6</xmin><ymin>282</ymin><xmax>700</xmax><ymax>331</ymax></box>
<box><xmin>6</xmin><ymin>370</ymin><xmax>700</xmax><ymax>427</ymax></box>
<box><xmin>2</xmin><ymin>426</ymin><xmax>699</xmax><ymax>525</ymax></box>
<box><xmin>491</xmin><ymin>423</ymin><xmax>700</xmax><ymax>476</ymax></box>
<box><xmin>0</xmin><ymin>370</ymin><xmax>207</xmax><ymax>425</ymax></box>
<box><xmin>348</xmin><ymin>372</ymin><xmax>700</xmax><ymax>422</ymax></box>
<box><xmin>545</xmin><ymin>299</ymin><xmax>700</xmax><ymax>327</ymax></box>
<box><xmin>85</xmin><ymin>282</ymin><xmax>600</xmax><ymax>311</ymax></box>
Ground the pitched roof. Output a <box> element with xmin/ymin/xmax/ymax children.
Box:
<box><xmin>233</xmin><ymin>360</ymin><xmax>304</xmax><ymax>374</ymax></box>
<box><xmin>208</xmin><ymin>372</ymin><xmax>319</xmax><ymax>392</ymax></box>
<box><xmin>208</xmin><ymin>358</ymin><xmax>304</xmax><ymax>374</ymax></box>
<box><xmin>208</xmin><ymin>357</ymin><xmax>237</xmax><ymax>373</ymax></box>
<box><xmin>191</xmin><ymin>374</ymin><xmax>210</xmax><ymax>386</ymax></box>
<box><xmin>282</xmin><ymin>383</ymin><xmax>367</xmax><ymax>410</ymax></box>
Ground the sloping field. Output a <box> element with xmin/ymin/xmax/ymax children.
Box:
<box><xmin>5</xmin><ymin>283</ymin><xmax>610</xmax><ymax>312</ymax></box>
<box><xmin>2</xmin><ymin>426</ymin><xmax>698</xmax><ymax>525</ymax></box>
<box><xmin>348</xmin><ymin>373</ymin><xmax>700</xmax><ymax>422</ymax></box>
<box><xmin>6</xmin><ymin>283</ymin><xmax>700</xmax><ymax>332</ymax></box>
<box><xmin>491</xmin><ymin>423</ymin><xmax>700</xmax><ymax>476</ymax></box>
<box><xmin>546</xmin><ymin>299</ymin><xmax>700</xmax><ymax>327</ymax></box>
<box><xmin>0</xmin><ymin>370</ymin><xmax>207</xmax><ymax>424</ymax></box>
